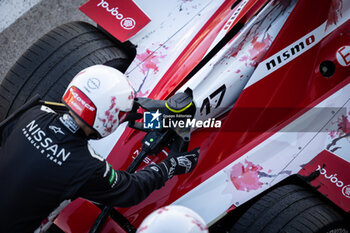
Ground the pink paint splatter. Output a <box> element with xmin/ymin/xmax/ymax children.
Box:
<box><xmin>233</xmin><ymin>33</ymin><xmax>273</xmax><ymax>68</ymax></box>
<box><xmin>237</xmin><ymin>34</ymin><xmax>273</xmax><ymax>68</ymax></box>
<box><xmin>336</xmin><ymin>115</ymin><xmax>350</xmax><ymax>135</ymax></box>
<box><xmin>160</xmin><ymin>44</ymin><xmax>169</xmax><ymax>50</ymax></box>
<box><xmin>329</xmin><ymin>130</ymin><xmax>337</xmax><ymax>139</ymax></box>
<box><xmin>326</xmin><ymin>0</ymin><xmax>343</xmax><ymax>31</ymax></box>
<box><xmin>235</xmin><ymin>69</ymin><xmax>241</xmax><ymax>73</ymax></box>
<box><xmin>98</xmin><ymin>96</ymin><xmax>120</xmax><ymax>134</ymax></box>
<box><xmin>230</xmin><ymin>160</ymin><xmax>263</xmax><ymax>192</ymax></box>
<box><xmin>230</xmin><ymin>42</ymin><xmax>244</xmax><ymax>58</ymax></box>
<box><xmin>185</xmin><ymin>214</ymin><xmax>208</xmax><ymax>231</ymax></box>
<box><xmin>329</xmin><ymin>114</ymin><xmax>350</xmax><ymax>138</ymax></box>
<box><xmin>136</xmin><ymin>49</ymin><xmax>166</xmax><ymax>75</ymax></box>
<box><xmin>248</xmin><ymin>34</ymin><xmax>272</xmax><ymax>62</ymax></box>
<box><xmin>137</xmin><ymin>226</ymin><xmax>148</xmax><ymax>233</ymax></box>
<box><xmin>137</xmin><ymin>90</ymin><xmax>150</xmax><ymax>97</ymax></box>
<box><xmin>156</xmin><ymin>207</ymin><xmax>169</xmax><ymax>214</ymax></box>
<box><xmin>239</xmin><ymin>55</ymin><xmax>249</xmax><ymax>62</ymax></box>
<box><xmin>327</xmin><ymin>113</ymin><xmax>350</xmax><ymax>152</ymax></box>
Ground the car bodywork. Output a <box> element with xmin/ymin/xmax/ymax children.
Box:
<box><xmin>54</xmin><ymin>0</ymin><xmax>350</xmax><ymax>232</ymax></box>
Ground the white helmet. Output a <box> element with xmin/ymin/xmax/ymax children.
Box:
<box><xmin>137</xmin><ymin>205</ymin><xmax>208</xmax><ymax>233</ymax></box>
<box><xmin>62</xmin><ymin>65</ymin><xmax>134</xmax><ymax>138</ymax></box>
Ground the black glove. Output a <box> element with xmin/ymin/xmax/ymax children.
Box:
<box><xmin>158</xmin><ymin>147</ymin><xmax>200</xmax><ymax>180</ymax></box>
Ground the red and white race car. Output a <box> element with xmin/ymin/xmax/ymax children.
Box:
<box><xmin>1</xmin><ymin>0</ymin><xmax>349</xmax><ymax>232</ymax></box>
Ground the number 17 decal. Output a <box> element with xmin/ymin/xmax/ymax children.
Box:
<box><xmin>200</xmin><ymin>84</ymin><xmax>226</xmax><ymax>115</ymax></box>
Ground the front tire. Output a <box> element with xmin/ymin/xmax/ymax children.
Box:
<box><xmin>0</xmin><ymin>21</ymin><xmax>134</xmax><ymax>121</ymax></box>
<box><xmin>231</xmin><ymin>184</ymin><xmax>349</xmax><ymax>233</ymax></box>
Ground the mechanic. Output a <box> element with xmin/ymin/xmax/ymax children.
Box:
<box><xmin>0</xmin><ymin>65</ymin><xmax>199</xmax><ymax>233</ymax></box>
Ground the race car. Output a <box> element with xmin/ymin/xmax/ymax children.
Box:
<box><xmin>0</xmin><ymin>0</ymin><xmax>349</xmax><ymax>232</ymax></box>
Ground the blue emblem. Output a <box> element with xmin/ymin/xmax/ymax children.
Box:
<box><xmin>143</xmin><ymin>110</ymin><xmax>162</xmax><ymax>129</ymax></box>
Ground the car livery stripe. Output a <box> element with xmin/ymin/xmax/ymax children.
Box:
<box><xmin>203</xmin><ymin>0</ymin><xmax>251</xmax><ymax>57</ymax></box>
<box><xmin>245</xmin><ymin>10</ymin><xmax>350</xmax><ymax>89</ymax></box>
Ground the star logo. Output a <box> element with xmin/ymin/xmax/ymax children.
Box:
<box><xmin>151</xmin><ymin>110</ymin><xmax>162</xmax><ymax>122</ymax></box>
<box><xmin>49</xmin><ymin>125</ymin><xmax>65</xmax><ymax>135</ymax></box>
<box><xmin>143</xmin><ymin>110</ymin><xmax>162</xmax><ymax>129</ymax></box>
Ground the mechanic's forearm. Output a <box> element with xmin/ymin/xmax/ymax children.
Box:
<box><xmin>99</xmin><ymin>164</ymin><xmax>167</xmax><ymax>207</ymax></box>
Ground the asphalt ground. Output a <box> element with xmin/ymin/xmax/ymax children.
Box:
<box><xmin>0</xmin><ymin>0</ymin><xmax>94</xmax><ymax>83</ymax></box>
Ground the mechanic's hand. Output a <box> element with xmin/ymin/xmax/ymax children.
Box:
<box><xmin>158</xmin><ymin>147</ymin><xmax>200</xmax><ymax>180</ymax></box>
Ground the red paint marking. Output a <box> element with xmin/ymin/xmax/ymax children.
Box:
<box><xmin>230</xmin><ymin>160</ymin><xmax>263</xmax><ymax>191</ymax></box>
<box><xmin>137</xmin><ymin>90</ymin><xmax>150</xmax><ymax>97</ymax></box>
<box><xmin>231</xmin><ymin>42</ymin><xmax>245</xmax><ymax>58</ymax></box>
<box><xmin>185</xmin><ymin>214</ymin><xmax>208</xmax><ymax>231</ymax></box>
<box><xmin>248</xmin><ymin>34</ymin><xmax>272</xmax><ymax>62</ymax></box>
<box><xmin>326</xmin><ymin>0</ymin><xmax>343</xmax><ymax>31</ymax></box>
<box><xmin>136</xmin><ymin>49</ymin><xmax>166</xmax><ymax>75</ymax></box>
<box><xmin>239</xmin><ymin>55</ymin><xmax>249</xmax><ymax>62</ymax></box>
<box><xmin>98</xmin><ymin>96</ymin><xmax>120</xmax><ymax>133</ymax></box>
<box><xmin>337</xmin><ymin>114</ymin><xmax>350</xmax><ymax>136</ymax></box>
<box><xmin>137</xmin><ymin>225</ymin><xmax>148</xmax><ymax>233</ymax></box>
<box><xmin>329</xmin><ymin>113</ymin><xmax>350</xmax><ymax>139</ymax></box>
<box><xmin>156</xmin><ymin>206</ymin><xmax>169</xmax><ymax>214</ymax></box>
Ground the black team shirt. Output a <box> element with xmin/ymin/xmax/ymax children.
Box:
<box><xmin>0</xmin><ymin>105</ymin><xmax>167</xmax><ymax>233</ymax></box>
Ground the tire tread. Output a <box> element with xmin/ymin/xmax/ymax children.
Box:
<box><xmin>231</xmin><ymin>184</ymin><xmax>346</xmax><ymax>233</ymax></box>
<box><xmin>0</xmin><ymin>21</ymin><xmax>132</xmax><ymax>120</ymax></box>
